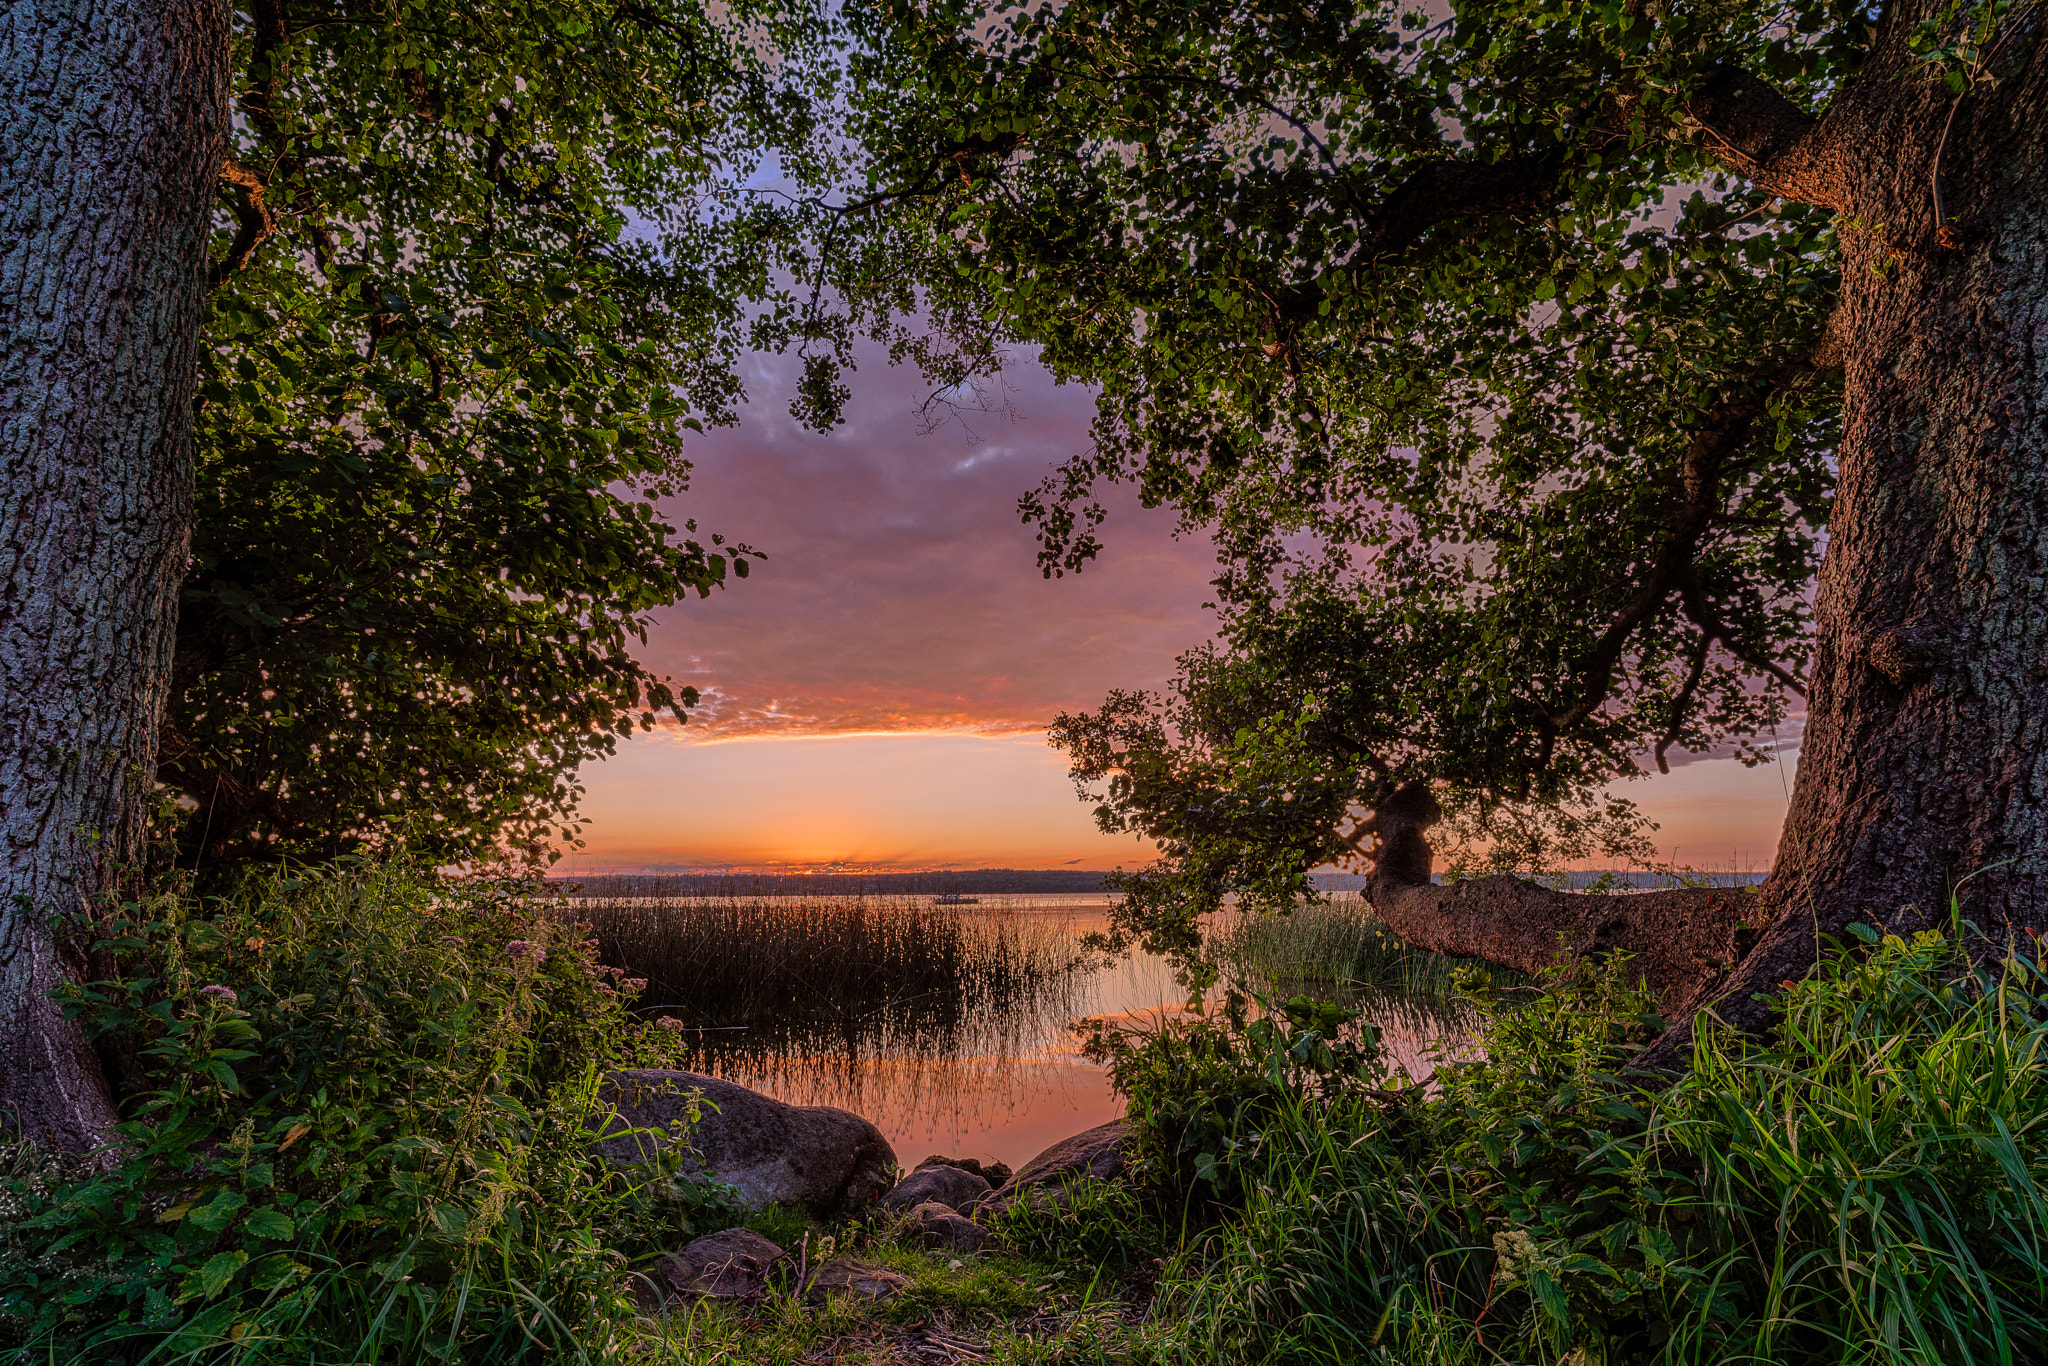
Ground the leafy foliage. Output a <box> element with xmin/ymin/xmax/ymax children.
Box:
<box><xmin>835</xmin><ymin>0</ymin><xmax>1870</xmax><ymax>901</ymax></box>
<box><xmin>1104</xmin><ymin>929</ymin><xmax>2048</xmax><ymax>1363</ymax></box>
<box><xmin>1080</xmin><ymin>990</ymin><xmax>1394</xmax><ymax>1205</ymax></box>
<box><xmin>2</xmin><ymin>863</ymin><xmax>727</xmax><ymax>1362</ymax></box>
<box><xmin>172</xmin><ymin>0</ymin><xmax>844</xmax><ymax>870</ymax></box>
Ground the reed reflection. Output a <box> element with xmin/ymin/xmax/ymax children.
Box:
<box><xmin>569</xmin><ymin>884</ymin><xmax>1486</xmax><ymax>1163</ymax></box>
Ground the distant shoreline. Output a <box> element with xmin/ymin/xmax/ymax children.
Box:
<box><xmin>546</xmin><ymin>868</ymin><xmax>1766</xmax><ymax>897</ymax></box>
<box><xmin>547</xmin><ymin>868</ymin><xmax>1121</xmax><ymax>896</ymax></box>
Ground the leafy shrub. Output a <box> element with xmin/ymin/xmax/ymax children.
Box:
<box><xmin>1078</xmin><ymin>991</ymin><xmax>1397</xmax><ymax>1204</ymax></box>
<box><xmin>1115</xmin><ymin>926</ymin><xmax>2048</xmax><ymax>1365</ymax></box>
<box><xmin>1</xmin><ymin>860</ymin><xmax>730</xmax><ymax>1364</ymax></box>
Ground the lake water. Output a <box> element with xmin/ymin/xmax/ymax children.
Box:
<box><xmin>578</xmin><ymin>893</ymin><xmax>1473</xmax><ymax>1171</ymax></box>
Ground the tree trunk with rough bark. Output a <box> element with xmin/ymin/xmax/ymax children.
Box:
<box><xmin>1366</xmin><ymin>15</ymin><xmax>2048</xmax><ymax>1069</ymax></box>
<box><xmin>1653</xmin><ymin>22</ymin><xmax>2048</xmax><ymax>1065</ymax></box>
<box><xmin>0</xmin><ymin>0</ymin><xmax>227</xmax><ymax>1151</ymax></box>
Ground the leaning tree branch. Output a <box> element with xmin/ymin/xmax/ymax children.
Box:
<box><xmin>1359</xmin><ymin>780</ymin><xmax>1759</xmax><ymax>1012</ymax></box>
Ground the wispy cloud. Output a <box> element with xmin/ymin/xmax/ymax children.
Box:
<box><xmin>643</xmin><ymin>342</ymin><xmax>1218</xmax><ymax>742</ymax></box>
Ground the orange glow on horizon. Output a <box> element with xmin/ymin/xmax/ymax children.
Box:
<box><xmin>564</xmin><ymin>726</ymin><xmax>1797</xmax><ymax>875</ymax></box>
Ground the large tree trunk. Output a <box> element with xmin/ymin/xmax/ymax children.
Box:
<box><xmin>0</xmin><ymin>0</ymin><xmax>227</xmax><ymax>1151</ymax></box>
<box><xmin>1369</xmin><ymin>18</ymin><xmax>2048</xmax><ymax>1070</ymax></box>
<box><xmin>1654</xmin><ymin>29</ymin><xmax>2048</xmax><ymax>1063</ymax></box>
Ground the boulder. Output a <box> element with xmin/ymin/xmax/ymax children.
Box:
<box><xmin>904</xmin><ymin>1200</ymin><xmax>989</xmax><ymax>1253</ymax></box>
<box><xmin>630</xmin><ymin>1227</ymin><xmax>786</xmax><ymax>1308</ymax></box>
<box><xmin>918</xmin><ymin>1154</ymin><xmax>1014</xmax><ymax>1188</ymax></box>
<box><xmin>804</xmin><ymin>1257</ymin><xmax>911</xmax><ymax>1305</ymax></box>
<box><xmin>595</xmin><ymin>1070</ymin><xmax>897</xmax><ymax>1216</ymax></box>
<box><xmin>881</xmin><ymin>1161</ymin><xmax>992</xmax><ymax>1214</ymax></box>
<box><xmin>979</xmin><ymin>1118</ymin><xmax>1130</xmax><ymax>1220</ymax></box>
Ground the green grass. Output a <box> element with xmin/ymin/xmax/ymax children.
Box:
<box><xmin>1104</xmin><ymin>913</ymin><xmax>2048</xmax><ymax>1365</ymax></box>
<box><xmin>619</xmin><ymin>1226</ymin><xmax>1157</xmax><ymax>1365</ymax></box>
<box><xmin>1207</xmin><ymin>896</ymin><xmax>1533</xmax><ymax>1005</ymax></box>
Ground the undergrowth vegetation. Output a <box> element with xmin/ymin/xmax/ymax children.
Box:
<box><xmin>1</xmin><ymin>862</ymin><xmax>725</xmax><ymax>1364</ymax></box>
<box><xmin>1080</xmin><ymin>915</ymin><xmax>2048</xmax><ymax>1364</ymax></box>
<box><xmin>12</xmin><ymin>867</ymin><xmax>2047</xmax><ymax>1366</ymax></box>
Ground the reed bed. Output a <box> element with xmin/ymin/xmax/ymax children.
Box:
<box><xmin>1207</xmin><ymin>895</ymin><xmax>1528</xmax><ymax>1005</ymax></box>
<box><xmin>570</xmin><ymin>891</ymin><xmax>1084</xmax><ymax>1025</ymax></box>
<box><xmin>563</xmin><ymin>890</ymin><xmax>1096</xmax><ymax>1120</ymax></box>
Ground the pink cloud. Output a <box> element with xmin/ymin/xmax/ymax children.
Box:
<box><xmin>642</xmin><ymin>344</ymin><xmax>1219</xmax><ymax>740</ymax></box>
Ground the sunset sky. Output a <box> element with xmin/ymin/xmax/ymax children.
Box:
<box><xmin>561</xmin><ymin>343</ymin><xmax>1798</xmax><ymax>875</ymax></box>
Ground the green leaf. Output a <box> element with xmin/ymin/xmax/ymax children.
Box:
<box><xmin>1529</xmin><ymin>1268</ymin><xmax>1571</xmax><ymax>1327</ymax></box>
<box><xmin>188</xmin><ymin>1190</ymin><xmax>248</xmax><ymax>1232</ymax></box>
<box><xmin>243</xmin><ymin>1208</ymin><xmax>297</xmax><ymax>1241</ymax></box>
<box><xmin>178</xmin><ymin>1251</ymin><xmax>249</xmax><ymax>1303</ymax></box>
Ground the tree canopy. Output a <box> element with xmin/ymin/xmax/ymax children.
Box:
<box><xmin>835</xmin><ymin>0</ymin><xmax>2044</xmax><ymax>966</ymax></box>
<box><xmin>169</xmin><ymin>0</ymin><xmax>848</xmax><ymax>870</ymax></box>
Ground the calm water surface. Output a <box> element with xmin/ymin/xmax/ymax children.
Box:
<box><xmin>592</xmin><ymin>894</ymin><xmax>1472</xmax><ymax>1170</ymax></box>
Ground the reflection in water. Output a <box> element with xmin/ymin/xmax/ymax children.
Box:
<box><xmin>576</xmin><ymin>894</ymin><xmax>1479</xmax><ymax>1168</ymax></box>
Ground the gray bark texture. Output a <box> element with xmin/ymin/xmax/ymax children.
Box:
<box><xmin>1</xmin><ymin>0</ymin><xmax>227</xmax><ymax>1151</ymax></box>
<box><xmin>1369</xmin><ymin>7</ymin><xmax>2048</xmax><ymax>1066</ymax></box>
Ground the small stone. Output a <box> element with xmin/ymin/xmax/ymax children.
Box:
<box><xmin>881</xmin><ymin>1162</ymin><xmax>993</xmax><ymax>1214</ymax></box>
<box><xmin>905</xmin><ymin>1200</ymin><xmax>988</xmax><ymax>1253</ymax></box>
<box><xmin>804</xmin><ymin>1257</ymin><xmax>912</xmax><ymax>1305</ymax></box>
<box><xmin>632</xmin><ymin>1227</ymin><xmax>787</xmax><ymax>1307</ymax></box>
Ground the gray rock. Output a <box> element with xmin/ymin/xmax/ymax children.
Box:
<box><xmin>979</xmin><ymin>1118</ymin><xmax>1129</xmax><ymax>1220</ymax></box>
<box><xmin>631</xmin><ymin>1227</ymin><xmax>786</xmax><ymax>1308</ymax></box>
<box><xmin>905</xmin><ymin>1200</ymin><xmax>989</xmax><ymax>1252</ymax></box>
<box><xmin>595</xmin><ymin>1070</ymin><xmax>897</xmax><ymax>1216</ymax></box>
<box><xmin>804</xmin><ymin>1257</ymin><xmax>912</xmax><ymax>1305</ymax></box>
<box><xmin>881</xmin><ymin>1161</ymin><xmax>993</xmax><ymax>1213</ymax></box>
<box><xmin>917</xmin><ymin>1154</ymin><xmax>1014</xmax><ymax>1188</ymax></box>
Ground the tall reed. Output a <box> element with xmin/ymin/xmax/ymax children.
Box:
<box><xmin>566</xmin><ymin>891</ymin><xmax>1095</xmax><ymax>1123</ymax></box>
<box><xmin>1207</xmin><ymin>896</ymin><xmax>1529</xmax><ymax>1004</ymax></box>
<box><xmin>571</xmin><ymin>892</ymin><xmax>1081</xmax><ymax>1028</ymax></box>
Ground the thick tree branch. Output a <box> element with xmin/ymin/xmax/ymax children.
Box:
<box><xmin>1544</xmin><ymin>326</ymin><xmax>1841</xmax><ymax>737</ymax></box>
<box><xmin>1685</xmin><ymin>65</ymin><xmax>1852</xmax><ymax>212</ymax></box>
<box><xmin>1361</xmin><ymin>152</ymin><xmax>1567</xmax><ymax>258</ymax></box>
<box><xmin>1360</xmin><ymin>786</ymin><xmax>1759</xmax><ymax>1013</ymax></box>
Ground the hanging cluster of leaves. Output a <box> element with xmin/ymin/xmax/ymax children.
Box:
<box><xmin>838</xmin><ymin>0</ymin><xmax>1864</xmax><ymax>903</ymax></box>
<box><xmin>175</xmin><ymin>0</ymin><xmax>846</xmax><ymax>871</ymax></box>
